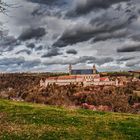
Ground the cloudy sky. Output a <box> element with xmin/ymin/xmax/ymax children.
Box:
<box><xmin>0</xmin><ymin>0</ymin><xmax>140</xmax><ymax>72</ymax></box>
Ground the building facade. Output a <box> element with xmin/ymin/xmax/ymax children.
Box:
<box><xmin>69</xmin><ymin>64</ymin><xmax>98</xmax><ymax>75</ymax></box>
<box><xmin>40</xmin><ymin>65</ymin><xmax>120</xmax><ymax>87</ymax></box>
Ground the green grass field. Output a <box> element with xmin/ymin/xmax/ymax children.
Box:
<box><xmin>0</xmin><ymin>99</ymin><xmax>140</xmax><ymax>140</ymax></box>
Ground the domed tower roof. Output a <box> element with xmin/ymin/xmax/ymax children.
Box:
<box><xmin>93</xmin><ymin>64</ymin><xmax>96</xmax><ymax>69</ymax></box>
<box><xmin>93</xmin><ymin>64</ymin><xmax>98</xmax><ymax>74</ymax></box>
<box><xmin>69</xmin><ymin>64</ymin><xmax>72</xmax><ymax>75</ymax></box>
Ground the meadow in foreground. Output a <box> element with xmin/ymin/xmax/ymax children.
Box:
<box><xmin>0</xmin><ymin>99</ymin><xmax>140</xmax><ymax>140</ymax></box>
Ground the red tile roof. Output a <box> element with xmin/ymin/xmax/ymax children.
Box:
<box><xmin>47</xmin><ymin>77</ymin><xmax>58</xmax><ymax>80</ymax></box>
<box><xmin>100</xmin><ymin>77</ymin><xmax>109</xmax><ymax>81</ymax></box>
<box><xmin>47</xmin><ymin>75</ymin><xmax>108</xmax><ymax>81</ymax></box>
<box><xmin>47</xmin><ymin>75</ymin><xmax>85</xmax><ymax>80</ymax></box>
<box><xmin>94</xmin><ymin>75</ymin><xmax>100</xmax><ymax>78</ymax></box>
<box><xmin>58</xmin><ymin>76</ymin><xmax>76</xmax><ymax>80</ymax></box>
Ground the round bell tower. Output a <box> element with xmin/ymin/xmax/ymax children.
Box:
<box><xmin>69</xmin><ymin>64</ymin><xmax>72</xmax><ymax>75</ymax></box>
<box><xmin>93</xmin><ymin>64</ymin><xmax>97</xmax><ymax>74</ymax></box>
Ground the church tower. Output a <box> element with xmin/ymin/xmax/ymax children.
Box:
<box><xmin>69</xmin><ymin>64</ymin><xmax>72</xmax><ymax>75</ymax></box>
<box><xmin>93</xmin><ymin>64</ymin><xmax>97</xmax><ymax>74</ymax></box>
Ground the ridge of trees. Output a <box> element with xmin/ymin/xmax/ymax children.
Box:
<box><xmin>0</xmin><ymin>73</ymin><xmax>140</xmax><ymax>113</ymax></box>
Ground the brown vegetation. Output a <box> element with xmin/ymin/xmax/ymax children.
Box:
<box><xmin>0</xmin><ymin>73</ymin><xmax>140</xmax><ymax>113</ymax></box>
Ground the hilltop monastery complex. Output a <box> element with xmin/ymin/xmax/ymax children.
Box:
<box><xmin>40</xmin><ymin>65</ymin><xmax>122</xmax><ymax>87</ymax></box>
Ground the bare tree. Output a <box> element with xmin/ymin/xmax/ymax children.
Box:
<box><xmin>0</xmin><ymin>0</ymin><xmax>6</xmax><ymax>13</ymax></box>
<box><xmin>0</xmin><ymin>0</ymin><xmax>11</xmax><ymax>36</ymax></box>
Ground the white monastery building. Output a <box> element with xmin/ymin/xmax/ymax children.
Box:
<box><xmin>40</xmin><ymin>65</ymin><xmax>121</xmax><ymax>87</ymax></box>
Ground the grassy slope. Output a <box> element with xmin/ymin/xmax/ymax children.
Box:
<box><xmin>0</xmin><ymin>99</ymin><xmax>140</xmax><ymax>140</ymax></box>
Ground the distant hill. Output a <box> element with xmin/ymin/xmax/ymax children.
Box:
<box><xmin>0</xmin><ymin>99</ymin><xmax>140</xmax><ymax>140</ymax></box>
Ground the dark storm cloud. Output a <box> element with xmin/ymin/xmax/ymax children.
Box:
<box><xmin>0</xmin><ymin>57</ymin><xmax>25</xmax><ymax>66</ymax></box>
<box><xmin>53</xmin><ymin>25</ymin><xmax>104</xmax><ymax>48</ymax></box>
<box><xmin>128</xmin><ymin>14</ymin><xmax>137</xmax><ymax>23</ymax></box>
<box><xmin>0</xmin><ymin>31</ymin><xmax>3</xmax><ymax>37</ymax></box>
<box><xmin>117</xmin><ymin>44</ymin><xmax>140</xmax><ymax>52</ymax></box>
<box><xmin>0</xmin><ymin>29</ymin><xmax>5</xmax><ymax>37</ymax></box>
<box><xmin>30</xmin><ymin>0</ymin><xmax>70</xmax><ymax>17</ymax></box>
<box><xmin>0</xmin><ymin>56</ymin><xmax>41</xmax><ymax>70</ymax></box>
<box><xmin>117</xmin><ymin>56</ymin><xmax>135</xmax><ymax>61</ymax></box>
<box><xmin>35</xmin><ymin>45</ymin><xmax>43</xmax><ymax>51</ymax></box>
<box><xmin>0</xmin><ymin>35</ymin><xmax>19</xmax><ymax>46</ymax></box>
<box><xmin>131</xmin><ymin>34</ymin><xmax>140</xmax><ymax>41</ymax></box>
<box><xmin>31</xmin><ymin>7</ymin><xmax>45</xmax><ymax>16</ymax></box>
<box><xmin>0</xmin><ymin>57</ymin><xmax>41</xmax><ymax>69</ymax></box>
<box><xmin>41</xmin><ymin>48</ymin><xmax>62</xmax><ymax>58</ymax></box>
<box><xmin>93</xmin><ymin>29</ymin><xmax>127</xmax><ymax>42</ymax></box>
<box><xmin>26</xmin><ymin>43</ymin><xmax>35</xmax><ymax>49</ymax></box>
<box><xmin>27</xmin><ymin>0</ymin><xmax>57</xmax><ymax>5</ymax></box>
<box><xmin>76</xmin><ymin>56</ymin><xmax>96</xmax><ymax>64</ymax></box>
<box><xmin>53</xmin><ymin>15</ymin><xmax>130</xmax><ymax>47</ymax></box>
<box><xmin>18</xmin><ymin>27</ymin><xmax>46</xmax><ymax>41</ymax></box>
<box><xmin>66</xmin><ymin>49</ymin><xmax>77</xmax><ymax>55</ymax></box>
<box><xmin>88</xmin><ymin>57</ymin><xmax>114</xmax><ymax>65</ymax></box>
<box><xmin>44</xmin><ymin>56</ymin><xmax>113</xmax><ymax>66</ymax></box>
<box><xmin>0</xmin><ymin>35</ymin><xmax>20</xmax><ymax>52</ymax></box>
<box><xmin>16</xmin><ymin>49</ymin><xmax>31</xmax><ymax>55</ymax></box>
<box><xmin>43</xmin><ymin>56</ymin><xmax>96</xmax><ymax>65</ymax></box>
<box><xmin>90</xmin><ymin>12</ymin><xmax>136</xmax><ymax>30</ymax></box>
<box><xmin>0</xmin><ymin>46</ymin><xmax>13</xmax><ymax>52</ymax></box>
<box><xmin>55</xmin><ymin>3</ymin><xmax>138</xmax><ymax>48</ymax></box>
<box><xmin>22</xmin><ymin>59</ymin><xmax>41</xmax><ymax>68</ymax></box>
<box><xmin>126</xmin><ymin>60</ymin><xmax>140</xmax><ymax>67</ymax></box>
<box><xmin>67</xmin><ymin>0</ymin><xmax>130</xmax><ymax>17</ymax></box>
<box><xmin>53</xmin><ymin>29</ymin><xmax>93</xmax><ymax>48</ymax></box>
<box><xmin>26</xmin><ymin>0</ymin><xmax>67</xmax><ymax>6</ymax></box>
